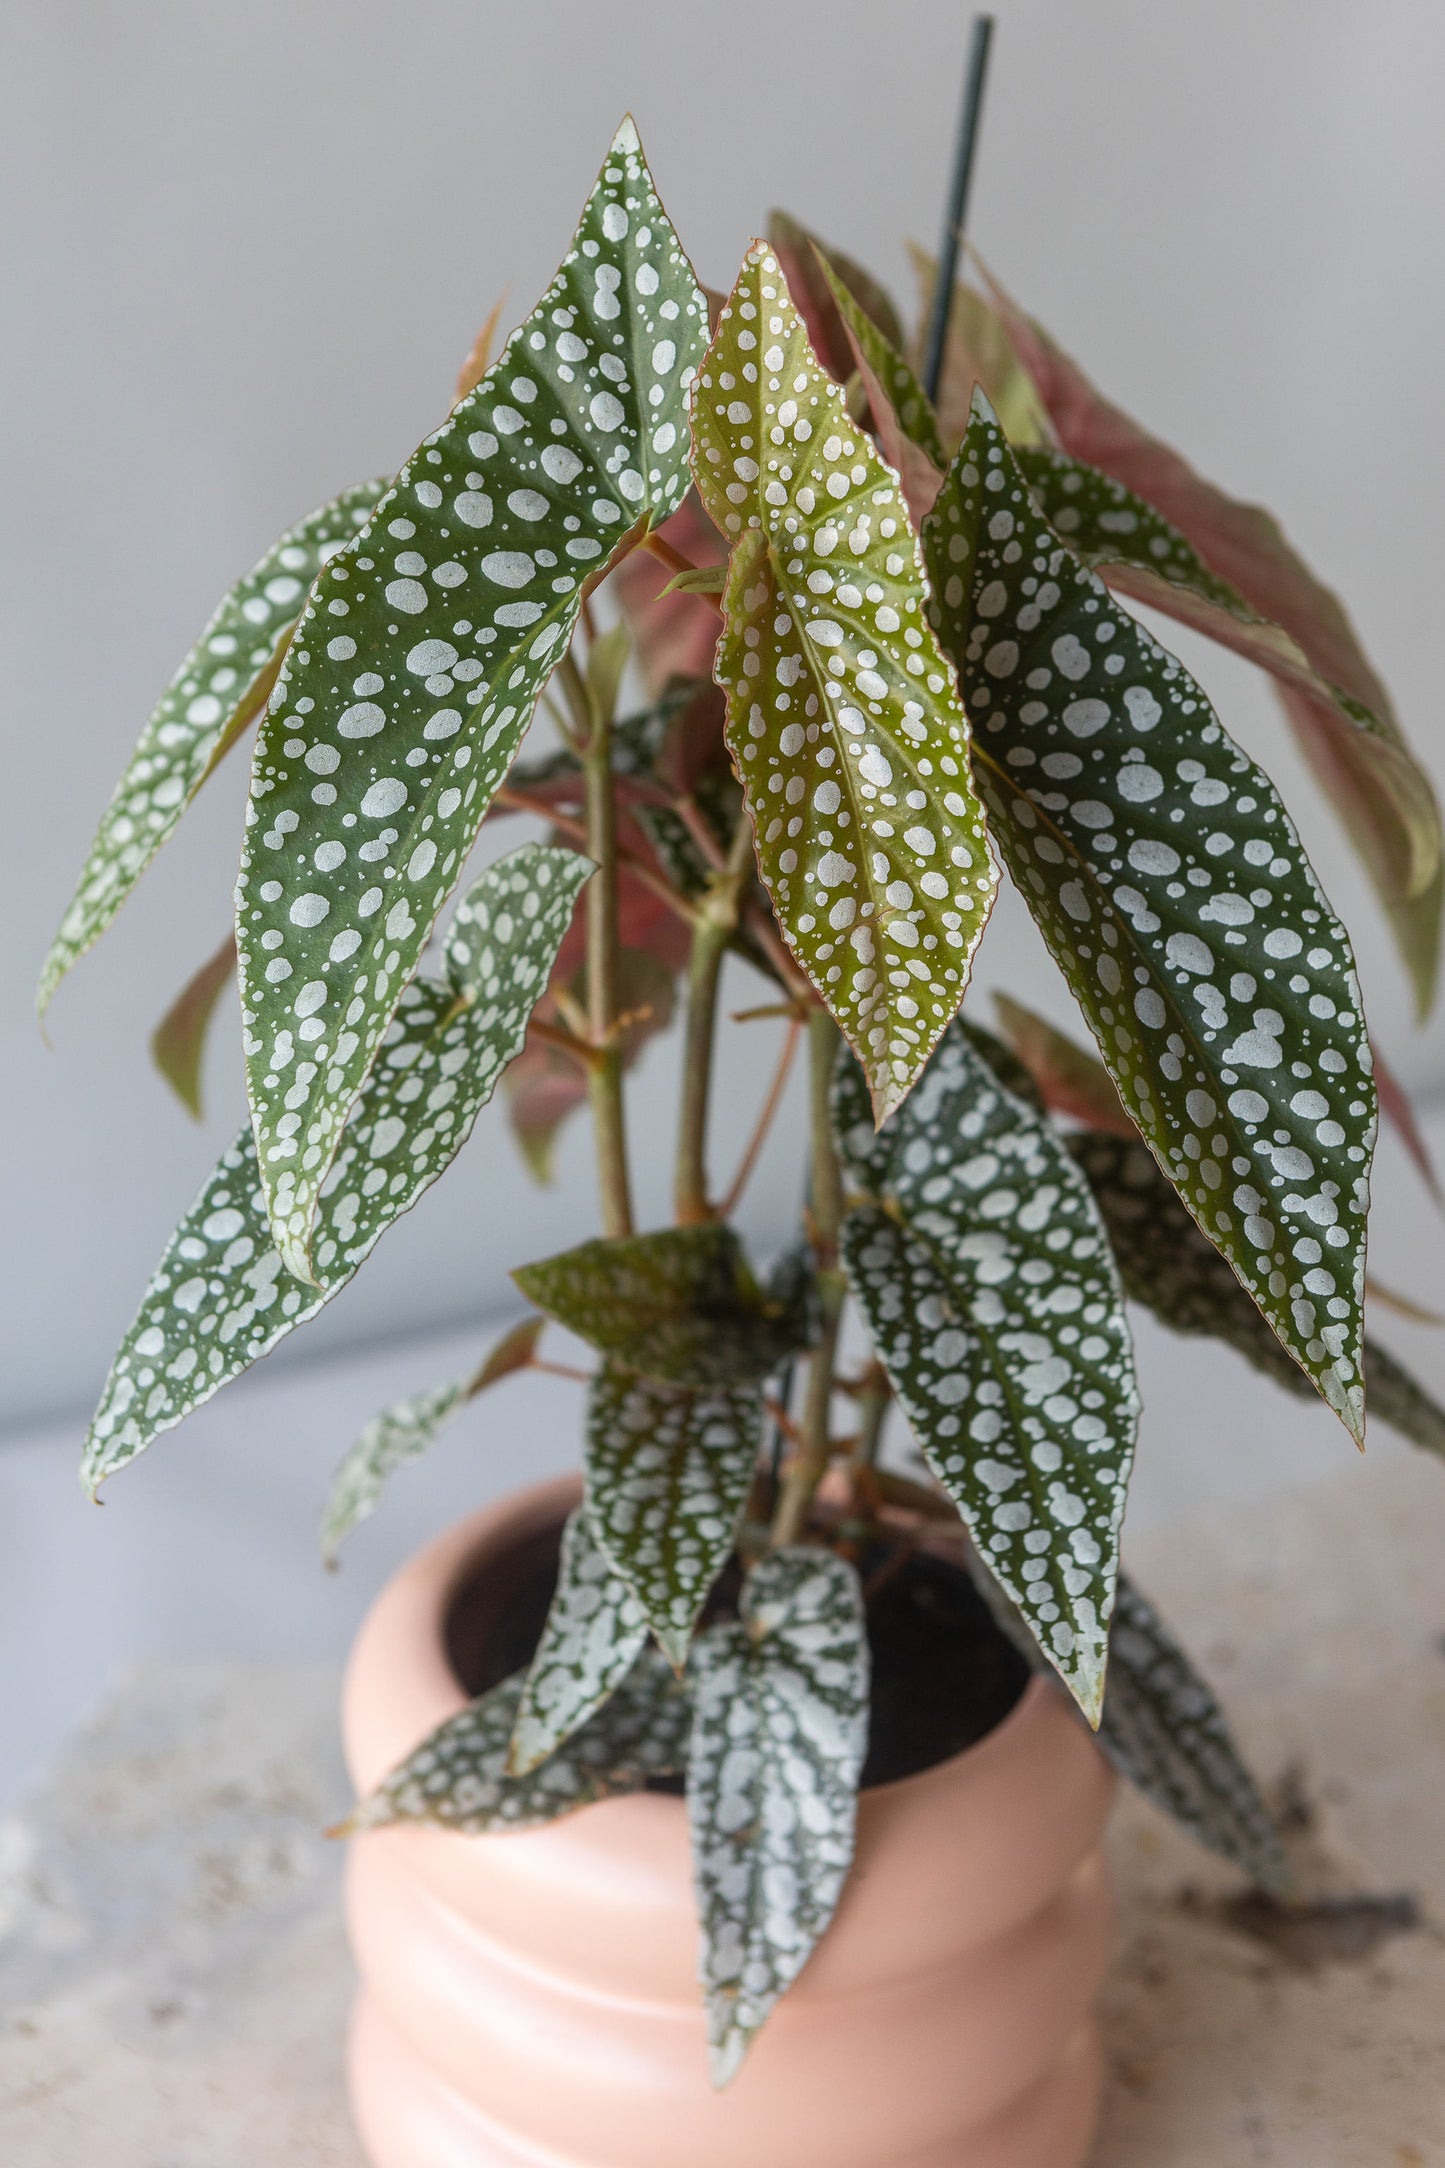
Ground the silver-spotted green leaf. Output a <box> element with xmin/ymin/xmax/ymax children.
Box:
<box><xmin>817</xmin><ymin>254</ymin><xmax>948</xmax><ymax>475</ymax></box>
<box><xmin>924</xmin><ymin>392</ymin><xmax>1375</xmax><ymax>1441</ymax></box>
<box><xmin>688</xmin><ymin>1548</ymin><xmax>868</xmax><ymax>2088</ymax></box>
<box><xmin>150</xmin><ymin>933</ymin><xmax>235</xmax><ymax>1119</ymax></box>
<box><xmin>321</xmin><ymin>1378</ymin><xmax>470</xmax><ymax>1566</ymax></box>
<box><xmin>835</xmin><ymin>1026</ymin><xmax>1138</xmax><ymax>1721</ymax></box>
<box><xmin>1101</xmin><ymin>1574</ymin><xmax>1291</xmax><ymax>1896</ymax></box>
<box><xmin>237</xmin><ymin>121</ymin><xmax>708</xmax><ymax>1280</ymax></box>
<box><xmin>508</xmin><ymin>1506</ymin><xmax>650</xmax><ymax>1774</ymax></box>
<box><xmin>1070</xmin><ymin>1127</ymin><xmax>1445</xmax><ymax>1460</ymax></box>
<box><xmin>513</xmin><ymin>1222</ymin><xmax>801</xmax><ymax>1387</ymax></box>
<box><xmin>39</xmin><ymin>480</ymin><xmax>386</xmax><ymax>1015</ymax></box>
<box><xmin>690</xmin><ymin>241</ymin><xmax>997</xmax><ymax>1124</ymax></box>
<box><xmin>82</xmin><ymin>844</ymin><xmax>590</xmax><ymax>1494</ymax></box>
<box><xmin>345</xmin><ymin>1644</ymin><xmax>689</xmax><ymax>1837</ymax></box>
<box><xmin>584</xmin><ymin>1363</ymin><xmax>763</xmax><ymax>1667</ymax></box>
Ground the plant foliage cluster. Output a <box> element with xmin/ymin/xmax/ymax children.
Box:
<box><xmin>45</xmin><ymin>120</ymin><xmax>1445</xmax><ymax>2082</ymax></box>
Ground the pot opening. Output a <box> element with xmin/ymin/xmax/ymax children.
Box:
<box><xmin>445</xmin><ymin>1511</ymin><xmax>1031</xmax><ymax>1790</ymax></box>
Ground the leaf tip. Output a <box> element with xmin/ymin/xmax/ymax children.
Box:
<box><xmin>610</xmin><ymin>114</ymin><xmax>640</xmax><ymax>157</ymax></box>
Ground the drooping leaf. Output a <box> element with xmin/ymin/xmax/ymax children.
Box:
<box><xmin>1101</xmin><ymin>1574</ymin><xmax>1291</xmax><ymax>1896</ymax></box>
<box><xmin>691</xmin><ymin>240</ymin><xmax>997</xmax><ymax>1124</ymax></box>
<box><xmin>150</xmin><ymin>932</ymin><xmax>236</xmax><ymax>1119</ymax></box>
<box><xmin>38</xmin><ymin>478</ymin><xmax>386</xmax><ymax>1015</ymax></box>
<box><xmin>977</xmin><ymin>268</ymin><xmax>1441</xmax><ymax>1012</ymax></box>
<box><xmin>1070</xmin><ymin>1126</ymin><xmax>1445</xmax><ymax>1460</ymax></box>
<box><xmin>508</xmin><ymin>1506</ymin><xmax>650</xmax><ymax>1773</ymax></box>
<box><xmin>513</xmin><ymin>1222</ymin><xmax>803</xmax><ymax>1387</ymax></box>
<box><xmin>767</xmin><ymin>209</ymin><xmax>907</xmax><ymax>385</ymax></box>
<box><xmin>83</xmin><ymin>844</ymin><xmax>590</xmax><ymax>1494</ymax></box>
<box><xmin>834</xmin><ymin>1026</ymin><xmax>1138</xmax><ymax>1721</ymax></box>
<box><xmin>236</xmin><ymin>121</ymin><xmax>708</xmax><ymax>1280</ymax></box>
<box><xmin>584</xmin><ymin>1362</ymin><xmax>763</xmax><ymax>1666</ymax></box>
<box><xmin>320</xmin><ymin>1316</ymin><xmax>544</xmax><ymax>1563</ymax></box>
<box><xmin>924</xmin><ymin>392</ymin><xmax>1376</xmax><ymax>1442</ymax></box>
<box><xmin>343</xmin><ymin>1644</ymin><xmax>689</xmax><ymax>1837</ymax></box>
<box><xmin>688</xmin><ymin>1547</ymin><xmax>868</xmax><ymax>2087</ymax></box>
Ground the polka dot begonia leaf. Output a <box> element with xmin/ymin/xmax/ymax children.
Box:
<box><xmin>512</xmin><ymin>1222</ymin><xmax>804</xmax><ymax>1388</ymax></box>
<box><xmin>321</xmin><ymin>1377</ymin><xmax>470</xmax><ymax>1566</ymax></box>
<box><xmin>690</xmin><ymin>243</ymin><xmax>997</xmax><ymax>1126</ymax></box>
<box><xmin>584</xmin><ymin>1362</ymin><xmax>763</xmax><ymax>1668</ymax></box>
<box><xmin>687</xmin><ymin>1548</ymin><xmax>868</xmax><ymax>2089</ymax></box>
<box><xmin>39</xmin><ymin>478</ymin><xmax>386</xmax><ymax>1016</ymax></box>
<box><xmin>508</xmin><ymin>1506</ymin><xmax>650</xmax><ymax>1775</ymax></box>
<box><xmin>1100</xmin><ymin>1574</ymin><xmax>1291</xmax><ymax>1896</ymax></box>
<box><xmin>346</xmin><ymin>1642</ymin><xmax>690</xmax><ymax>1839</ymax></box>
<box><xmin>923</xmin><ymin>392</ymin><xmax>1376</xmax><ymax>1443</ymax></box>
<box><xmin>834</xmin><ymin>1024</ymin><xmax>1138</xmax><ymax>1722</ymax></box>
<box><xmin>815</xmin><ymin>254</ymin><xmax>949</xmax><ymax>475</ymax></box>
<box><xmin>82</xmin><ymin>844</ymin><xmax>591</xmax><ymax>1496</ymax></box>
<box><xmin>236</xmin><ymin>120</ymin><xmax>708</xmax><ymax>1282</ymax></box>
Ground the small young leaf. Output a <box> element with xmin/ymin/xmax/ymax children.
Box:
<box><xmin>83</xmin><ymin>844</ymin><xmax>590</xmax><ymax>1493</ymax></box>
<box><xmin>236</xmin><ymin>121</ymin><xmax>708</xmax><ymax>1280</ymax></box>
<box><xmin>1101</xmin><ymin>1574</ymin><xmax>1292</xmax><ymax>1897</ymax></box>
<box><xmin>611</xmin><ymin>493</ymin><xmax>728</xmax><ymax>696</ymax></box>
<box><xmin>513</xmin><ymin>1222</ymin><xmax>802</xmax><ymax>1387</ymax></box>
<box><xmin>688</xmin><ymin>1548</ymin><xmax>868</xmax><ymax>2087</ymax></box>
<box><xmin>321</xmin><ymin>1378</ymin><xmax>471</xmax><ymax>1566</ymax></box>
<box><xmin>768</xmin><ymin>209</ymin><xmax>907</xmax><ymax>379</ymax></box>
<box><xmin>39</xmin><ymin>478</ymin><xmax>385</xmax><ymax>1014</ymax></box>
<box><xmin>470</xmin><ymin>1313</ymin><xmax>546</xmax><ymax>1390</ymax></box>
<box><xmin>150</xmin><ymin>932</ymin><xmax>236</xmax><ymax>1119</ymax></box>
<box><xmin>509</xmin><ymin>1507</ymin><xmax>650</xmax><ymax>1773</ymax></box>
<box><xmin>816</xmin><ymin>253</ymin><xmax>948</xmax><ymax>475</ymax></box>
<box><xmin>584</xmin><ymin>1363</ymin><xmax>763</xmax><ymax>1666</ymax></box>
<box><xmin>345</xmin><ymin>1644</ymin><xmax>689</xmax><ymax>1837</ymax></box>
<box><xmin>924</xmin><ymin>392</ymin><xmax>1376</xmax><ymax>1443</ymax></box>
<box><xmin>691</xmin><ymin>241</ymin><xmax>997</xmax><ymax>1124</ymax></box>
<box><xmin>835</xmin><ymin>1026</ymin><xmax>1138</xmax><ymax>1721</ymax></box>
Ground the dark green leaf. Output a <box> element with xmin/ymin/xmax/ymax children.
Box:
<box><xmin>585</xmin><ymin>1363</ymin><xmax>763</xmax><ymax>1666</ymax></box>
<box><xmin>688</xmin><ymin>1548</ymin><xmax>868</xmax><ymax>2086</ymax></box>
<box><xmin>150</xmin><ymin>933</ymin><xmax>235</xmax><ymax>1119</ymax></box>
<box><xmin>924</xmin><ymin>392</ymin><xmax>1375</xmax><ymax>1442</ymax></box>
<box><xmin>835</xmin><ymin>1025</ymin><xmax>1138</xmax><ymax>1721</ymax></box>
<box><xmin>236</xmin><ymin>122</ymin><xmax>707</xmax><ymax>1280</ymax></box>
<box><xmin>83</xmin><ymin>844</ymin><xmax>590</xmax><ymax>1494</ymax></box>
<box><xmin>509</xmin><ymin>1506</ymin><xmax>650</xmax><ymax>1773</ymax></box>
<box><xmin>691</xmin><ymin>241</ymin><xmax>997</xmax><ymax>1124</ymax></box>
<box><xmin>512</xmin><ymin>1222</ymin><xmax>803</xmax><ymax>1387</ymax></box>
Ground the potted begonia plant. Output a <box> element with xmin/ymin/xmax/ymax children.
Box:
<box><xmin>42</xmin><ymin>109</ymin><xmax>1445</xmax><ymax>2168</ymax></box>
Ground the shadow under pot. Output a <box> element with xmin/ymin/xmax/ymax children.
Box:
<box><xmin>341</xmin><ymin>1474</ymin><xmax>1115</xmax><ymax>2168</ymax></box>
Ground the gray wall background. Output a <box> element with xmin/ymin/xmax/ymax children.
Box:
<box><xmin>5</xmin><ymin>0</ymin><xmax>1445</xmax><ymax>1432</ymax></box>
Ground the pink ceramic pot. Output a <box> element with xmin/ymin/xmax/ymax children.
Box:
<box><xmin>341</xmin><ymin>1476</ymin><xmax>1115</xmax><ymax>2168</ymax></box>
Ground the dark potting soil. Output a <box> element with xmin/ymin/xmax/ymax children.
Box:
<box><xmin>446</xmin><ymin>1515</ymin><xmax>1030</xmax><ymax>1790</ymax></box>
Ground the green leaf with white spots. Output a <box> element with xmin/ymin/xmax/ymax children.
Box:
<box><xmin>83</xmin><ymin>844</ymin><xmax>590</xmax><ymax>1494</ymax></box>
<box><xmin>688</xmin><ymin>1548</ymin><xmax>868</xmax><ymax>2088</ymax></box>
<box><xmin>690</xmin><ymin>241</ymin><xmax>997</xmax><ymax>1125</ymax></box>
<box><xmin>39</xmin><ymin>480</ymin><xmax>386</xmax><ymax>1016</ymax></box>
<box><xmin>236</xmin><ymin>121</ymin><xmax>708</xmax><ymax>1280</ymax></box>
<box><xmin>344</xmin><ymin>1644</ymin><xmax>689</xmax><ymax>1838</ymax></box>
<box><xmin>321</xmin><ymin>1377</ymin><xmax>470</xmax><ymax>1566</ymax></box>
<box><xmin>924</xmin><ymin>392</ymin><xmax>1376</xmax><ymax>1442</ymax></box>
<box><xmin>513</xmin><ymin>1222</ymin><xmax>803</xmax><ymax>1388</ymax></box>
<box><xmin>508</xmin><ymin>1506</ymin><xmax>650</xmax><ymax>1773</ymax></box>
<box><xmin>1071</xmin><ymin>1127</ymin><xmax>1445</xmax><ymax>1459</ymax></box>
<box><xmin>817</xmin><ymin>254</ymin><xmax>948</xmax><ymax>474</ymax></box>
<box><xmin>1100</xmin><ymin>1574</ymin><xmax>1291</xmax><ymax>1896</ymax></box>
<box><xmin>150</xmin><ymin>933</ymin><xmax>235</xmax><ymax>1119</ymax></box>
<box><xmin>835</xmin><ymin>1024</ymin><xmax>1138</xmax><ymax>1722</ymax></box>
<box><xmin>584</xmin><ymin>1363</ymin><xmax>763</xmax><ymax>1667</ymax></box>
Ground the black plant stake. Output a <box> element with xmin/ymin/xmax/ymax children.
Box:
<box><xmin>922</xmin><ymin>13</ymin><xmax>995</xmax><ymax>405</ymax></box>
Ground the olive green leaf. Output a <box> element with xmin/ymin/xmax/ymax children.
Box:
<box><xmin>236</xmin><ymin>121</ymin><xmax>708</xmax><ymax>1280</ymax></box>
<box><xmin>1070</xmin><ymin>1126</ymin><xmax>1445</xmax><ymax>1460</ymax></box>
<box><xmin>834</xmin><ymin>1026</ymin><xmax>1138</xmax><ymax>1722</ymax></box>
<box><xmin>691</xmin><ymin>241</ymin><xmax>997</xmax><ymax>1125</ymax></box>
<box><xmin>83</xmin><ymin>844</ymin><xmax>590</xmax><ymax>1495</ymax></box>
<box><xmin>584</xmin><ymin>1362</ymin><xmax>763</xmax><ymax>1666</ymax></box>
<box><xmin>320</xmin><ymin>1317</ymin><xmax>543</xmax><ymax>1564</ymax></box>
<box><xmin>39</xmin><ymin>478</ymin><xmax>386</xmax><ymax>1017</ymax></box>
<box><xmin>512</xmin><ymin>1222</ymin><xmax>803</xmax><ymax>1388</ymax></box>
<box><xmin>508</xmin><ymin>1506</ymin><xmax>650</xmax><ymax>1774</ymax></box>
<box><xmin>150</xmin><ymin>932</ymin><xmax>236</xmax><ymax>1119</ymax></box>
<box><xmin>768</xmin><ymin>209</ymin><xmax>907</xmax><ymax>378</ymax></box>
<box><xmin>816</xmin><ymin>254</ymin><xmax>948</xmax><ymax>476</ymax></box>
<box><xmin>1102</xmin><ymin>1575</ymin><xmax>1291</xmax><ymax>1894</ymax></box>
<box><xmin>688</xmin><ymin>1548</ymin><xmax>868</xmax><ymax>2087</ymax></box>
<box><xmin>924</xmin><ymin>392</ymin><xmax>1375</xmax><ymax>1442</ymax></box>
<box><xmin>343</xmin><ymin>1643</ymin><xmax>690</xmax><ymax>1837</ymax></box>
